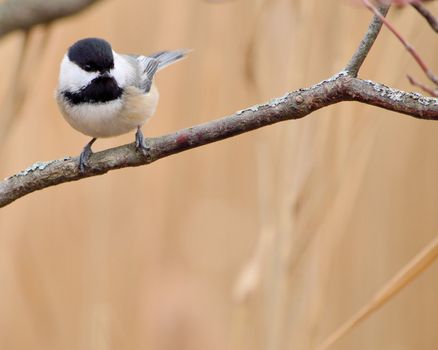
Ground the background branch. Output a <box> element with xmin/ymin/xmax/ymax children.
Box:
<box><xmin>317</xmin><ymin>235</ymin><xmax>438</xmax><ymax>350</ymax></box>
<box><xmin>0</xmin><ymin>0</ymin><xmax>102</xmax><ymax>38</ymax></box>
<box><xmin>0</xmin><ymin>25</ymin><xmax>51</xmax><ymax>146</ymax></box>
<box><xmin>0</xmin><ymin>75</ymin><xmax>437</xmax><ymax>208</ymax></box>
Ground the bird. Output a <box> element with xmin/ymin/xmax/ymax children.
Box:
<box><xmin>56</xmin><ymin>37</ymin><xmax>189</xmax><ymax>172</ymax></box>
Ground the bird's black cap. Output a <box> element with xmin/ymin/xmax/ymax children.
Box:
<box><xmin>68</xmin><ymin>38</ymin><xmax>114</xmax><ymax>73</ymax></box>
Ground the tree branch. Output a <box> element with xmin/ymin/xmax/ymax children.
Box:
<box><xmin>345</xmin><ymin>4</ymin><xmax>390</xmax><ymax>77</ymax></box>
<box><xmin>0</xmin><ymin>74</ymin><xmax>437</xmax><ymax>208</ymax></box>
<box><xmin>0</xmin><ymin>0</ymin><xmax>102</xmax><ymax>37</ymax></box>
<box><xmin>0</xmin><ymin>1</ymin><xmax>436</xmax><ymax>208</ymax></box>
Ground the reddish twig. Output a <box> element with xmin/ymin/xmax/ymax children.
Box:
<box><xmin>363</xmin><ymin>0</ymin><xmax>438</xmax><ymax>85</ymax></box>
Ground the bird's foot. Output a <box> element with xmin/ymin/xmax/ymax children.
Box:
<box><xmin>79</xmin><ymin>138</ymin><xmax>96</xmax><ymax>173</ymax></box>
<box><xmin>135</xmin><ymin>127</ymin><xmax>149</xmax><ymax>156</ymax></box>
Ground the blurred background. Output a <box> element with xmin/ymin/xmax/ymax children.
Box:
<box><xmin>0</xmin><ymin>0</ymin><xmax>437</xmax><ymax>349</ymax></box>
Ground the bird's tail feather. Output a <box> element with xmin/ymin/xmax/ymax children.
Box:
<box><xmin>148</xmin><ymin>49</ymin><xmax>191</xmax><ymax>70</ymax></box>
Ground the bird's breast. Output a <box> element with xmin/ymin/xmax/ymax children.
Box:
<box><xmin>119</xmin><ymin>85</ymin><xmax>159</xmax><ymax>125</ymax></box>
<box><xmin>57</xmin><ymin>84</ymin><xmax>159</xmax><ymax>138</ymax></box>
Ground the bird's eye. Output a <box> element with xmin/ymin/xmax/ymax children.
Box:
<box><xmin>84</xmin><ymin>64</ymin><xmax>93</xmax><ymax>71</ymax></box>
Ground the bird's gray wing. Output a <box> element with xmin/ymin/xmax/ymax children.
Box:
<box><xmin>123</xmin><ymin>54</ymin><xmax>158</xmax><ymax>93</ymax></box>
<box><xmin>135</xmin><ymin>56</ymin><xmax>159</xmax><ymax>93</ymax></box>
<box><xmin>127</xmin><ymin>49</ymin><xmax>190</xmax><ymax>93</ymax></box>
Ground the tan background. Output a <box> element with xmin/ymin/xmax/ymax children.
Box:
<box><xmin>0</xmin><ymin>0</ymin><xmax>437</xmax><ymax>349</ymax></box>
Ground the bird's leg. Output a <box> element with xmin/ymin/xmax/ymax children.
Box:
<box><xmin>79</xmin><ymin>138</ymin><xmax>96</xmax><ymax>173</ymax></box>
<box><xmin>135</xmin><ymin>126</ymin><xmax>149</xmax><ymax>155</ymax></box>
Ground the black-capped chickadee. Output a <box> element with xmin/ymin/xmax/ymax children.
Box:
<box><xmin>56</xmin><ymin>37</ymin><xmax>189</xmax><ymax>172</ymax></box>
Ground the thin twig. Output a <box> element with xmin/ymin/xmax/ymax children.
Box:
<box><xmin>412</xmin><ymin>1</ymin><xmax>438</xmax><ymax>32</ymax></box>
<box><xmin>363</xmin><ymin>0</ymin><xmax>438</xmax><ymax>85</ymax></box>
<box><xmin>317</xmin><ymin>235</ymin><xmax>438</xmax><ymax>350</ymax></box>
<box><xmin>407</xmin><ymin>74</ymin><xmax>438</xmax><ymax>96</ymax></box>
<box><xmin>0</xmin><ymin>75</ymin><xmax>437</xmax><ymax>208</ymax></box>
<box><xmin>345</xmin><ymin>4</ymin><xmax>390</xmax><ymax>77</ymax></box>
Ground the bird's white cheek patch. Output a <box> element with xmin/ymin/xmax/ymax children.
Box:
<box><xmin>58</xmin><ymin>55</ymin><xmax>98</xmax><ymax>92</ymax></box>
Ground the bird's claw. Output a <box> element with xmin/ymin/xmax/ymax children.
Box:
<box><xmin>135</xmin><ymin>127</ymin><xmax>150</xmax><ymax>156</ymax></box>
<box><xmin>78</xmin><ymin>138</ymin><xmax>96</xmax><ymax>173</ymax></box>
<box><xmin>79</xmin><ymin>148</ymin><xmax>92</xmax><ymax>173</ymax></box>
